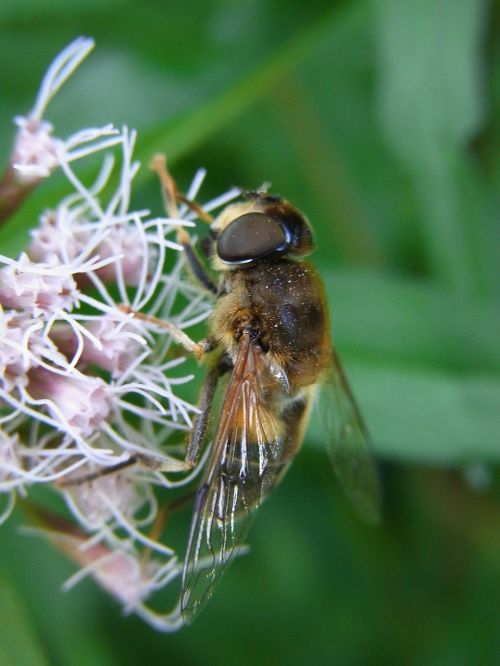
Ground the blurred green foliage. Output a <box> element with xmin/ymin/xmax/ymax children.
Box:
<box><xmin>0</xmin><ymin>1</ymin><xmax>499</xmax><ymax>664</ymax></box>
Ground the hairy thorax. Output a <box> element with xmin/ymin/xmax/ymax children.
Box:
<box><xmin>209</xmin><ymin>259</ymin><xmax>331</xmax><ymax>390</ymax></box>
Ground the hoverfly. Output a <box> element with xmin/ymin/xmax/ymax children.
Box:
<box><xmin>157</xmin><ymin>166</ymin><xmax>382</xmax><ymax>624</ymax></box>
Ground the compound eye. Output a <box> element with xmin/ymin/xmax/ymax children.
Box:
<box><xmin>216</xmin><ymin>212</ymin><xmax>290</xmax><ymax>264</ymax></box>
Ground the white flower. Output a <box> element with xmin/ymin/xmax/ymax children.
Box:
<box><xmin>0</xmin><ymin>125</ymin><xmax>224</xmax><ymax>475</ymax></box>
<box><xmin>10</xmin><ymin>37</ymin><xmax>122</xmax><ymax>184</ymax></box>
<box><xmin>0</xmin><ymin>37</ymin><xmax>243</xmax><ymax>630</ymax></box>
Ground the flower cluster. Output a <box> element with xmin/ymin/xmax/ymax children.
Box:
<box><xmin>0</xmin><ymin>38</ymin><xmax>239</xmax><ymax>630</ymax></box>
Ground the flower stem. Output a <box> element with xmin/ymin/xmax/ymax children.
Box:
<box><xmin>0</xmin><ymin>164</ymin><xmax>40</xmax><ymax>225</ymax></box>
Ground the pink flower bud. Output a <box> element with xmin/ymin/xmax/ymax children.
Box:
<box><xmin>11</xmin><ymin>117</ymin><xmax>62</xmax><ymax>182</ymax></box>
<box><xmin>93</xmin><ymin>226</ymin><xmax>154</xmax><ymax>287</ymax></box>
<box><xmin>51</xmin><ymin>319</ymin><xmax>142</xmax><ymax>378</ymax></box>
<box><xmin>0</xmin><ymin>258</ymin><xmax>78</xmax><ymax>317</ymax></box>
<box><xmin>28</xmin><ymin>367</ymin><xmax>111</xmax><ymax>437</ymax></box>
<box><xmin>28</xmin><ymin>210</ymin><xmax>89</xmax><ymax>264</ymax></box>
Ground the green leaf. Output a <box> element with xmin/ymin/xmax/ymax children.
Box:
<box><xmin>374</xmin><ymin>0</ymin><xmax>485</xmax><ymax>159</ymax></box>
<box><xmin>134</xmin><ymin>10</ymin><xmax>337</xmax><ymax>167</ymax></box>
<box><xmin>373</xmin><ymin>0</ymin><xmax>494</xmax><ymax>296</ymax></box>
<box><xmin>324</xmin><ymin>268</ymin><xmax>500</xmax><ymax>373</ymax></box>
<box><xmin>0</xmin><ymin>0</ymin><xmax>123</xmax><ymax>21</ymax></box>
<box><xmin>308</xmin><ymin>360</ymin><xmax>500</xmax><ymax>464</ymax></box>
<box><xmin>0</xmin><ymin>578</ymin><xmax>50</xmax><ymax>666</ymax></box>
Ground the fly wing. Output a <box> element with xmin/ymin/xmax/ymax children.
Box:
<box><xmin>181</xmin><ymin>333</ymin><xmax>285</xmax><ymax>623</ymax></box>
<box><xmin>321</xmin><ymin>348</ymin><xmax>381</xmax><ymax>524</ymax></box>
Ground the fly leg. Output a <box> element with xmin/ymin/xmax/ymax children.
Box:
<box><xmin>185</xmin><ymin>364</ymin><xmax>219</xmax><ymax>468</ymax></box>
<box><xmin>118</xmin><ymin>304</ymin><xmax>215</xmax><ymax>362</ymax></box>
<box><xmin>150</xmin><ymin>154</ymin><xmax>217</xmax><ymax>296</ymax></box>
<box><xmin>58</xmin><ymin>351</ymin><xmax>229</xmax><ymax>488</ymax></box>
<box><xmin>185</xmin><ymin>354</ymin><xmax>232</xmax><ymax>467</ymax></box>
<box><xmin>59</xmin><ymin>158</ymin><xmax>223</xmax><ymax>488</ymax></box>
<box><xmin>56</xmin><ymin>455</ymin><xmax>140</xmax><ymax>487</ymax></box>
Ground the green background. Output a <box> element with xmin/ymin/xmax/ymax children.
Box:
<box><xmin>0</xmin><ymin>1</ymin><xmax>499</xmax><ymax>664</ymax></box>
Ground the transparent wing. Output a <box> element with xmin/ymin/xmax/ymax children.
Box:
<box><xmin>181</xmin><ymin>333</ymin><xmax>285</xmax><ymax>623</ymax></box>
<box><xmin>321</xmin><ymin>348</ymin><xmax>381</xmax><ymax>525</ymax></box>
